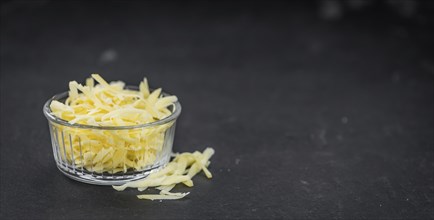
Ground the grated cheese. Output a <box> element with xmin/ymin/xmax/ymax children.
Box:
<box><xmin>49</xmin><ymin>74</ymin><xmax>178</xmax><ymax>173</ymax></box>
<box><xmin>113</xmin><ymin>148</ymin><xmax>215</xmax><ymax>200</ymax></box>
<box><xmin>137</xmin><ymin>193</ymin><xmax>189</xmax><ymax>200</ymax></box>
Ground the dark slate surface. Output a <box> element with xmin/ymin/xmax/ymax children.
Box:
<box><xmin>1</xmin><ymin>1</ymin><xmax>433</xmax><ymax>219</ymax></box>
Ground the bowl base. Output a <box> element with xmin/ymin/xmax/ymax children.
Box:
<box><xmin>55</xmin><ymin>156</ymin><xmax>170</xmax><ymax>185</ymax></box>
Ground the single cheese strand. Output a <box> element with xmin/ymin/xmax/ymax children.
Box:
<box><xmin>86</xmin><ymin>77</ymin><xmax>94</xmax><ymax>87</ymax></box>
<box><xmin>202</xmin><ymin>166</ymin><xmax>212</xmax><ymax>179</ymax></box>
<box><xmin>182</xmin><ymin>179</ymin><xmax>194</xmax><ymax>187</ymax></box>
<box><xmin>160</xmin><ymin>175</ymin><xmax>191</xmax><ymax>186</ymax></box>
<box><xmin>113</xmin><ymin>175</ymin><xmax>189</xmax><ymax>191</ymax></box>
<box><xmin>137</xmin><ymin>193</ymin><xmax>189</xmax><ymax>200</ymax></box>
<box><xmin>156</xmin><ymin>184</ymin><xmax>176</xmax><ymax>192</ymax></box>
<box><xmin>69</xmin><ymin>81</ymin><xmax>79</xmax><ymax>100</ymax></box>
<box><xmin>155</xmin><ymin>96</ymin><xmax>178</xmax><ymax>110</ymax></box>
<box><xmin>160</xmin><ymin>191</ymin><xmax>189</xmax><ymax>197</ymax></box>
<box><xmin>50</xmin><ymin>100</ymin><xmax>73</xmax><ymax>113</ymax></box>
<box><xmin>91</xmin><ymin>73</ymin><xmax>111</xmax><ymax>87</ymax></box>
<box><xmin>113</xmin><ymin>176</ymin><xmax>166</xmax><ymax>191</ymax></box>
<box><xmin>139</xmin><ymin>77</ymin><xmax>150</xmax><ymax>98</ymax></box>
<box><xmin>147</xmin><ymin>88</ymin><xmax>162</xmax><ymax>104</ymax></box>
<box><xmin>137</xmin><ymin>187</ymin><xmax>148</xmax><ymax>192</ymax></box>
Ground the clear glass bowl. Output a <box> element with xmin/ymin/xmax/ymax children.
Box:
<box><xmin>43</xmin><ymin>87</ymin><xmax>181</xmax><ymax>185</ymax></box>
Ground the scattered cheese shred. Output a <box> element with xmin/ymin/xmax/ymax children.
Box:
<box><xmin>113</xmin><ymin>148</ymin><xmax>215</xmax><ymax>200</ymax></box>
<box><xmin>49</xmin><ymin>74</ymin><xmax>178</xmax><ymax>173</ymax></box>
<box><xmin>137</xmin><ymin>193</ymin><xmax>189</xmax><ymax>201</ymax></box>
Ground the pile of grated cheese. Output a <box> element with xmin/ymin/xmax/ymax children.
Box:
<box><xmin>113</xmin><ymin>147</ymin><xmax>214</xmax><ymax>200</ymax></box>
<box><xmin>49</xmin><ymin>74</ymin><xmax>178</xmax><ymax>173</ymax></box>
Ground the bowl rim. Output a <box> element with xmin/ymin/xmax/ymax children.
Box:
<box><xmin>43</xmin><ymin>86</ymin><xmax>181</xmax><ymax>130</ymax></box>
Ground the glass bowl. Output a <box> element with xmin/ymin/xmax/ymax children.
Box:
<box><xmin>43</xmin><ymin>87</ymin><xmax>181</xmax><ymax>185</ymax></box>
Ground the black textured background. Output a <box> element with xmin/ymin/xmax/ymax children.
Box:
<box><xmin>1</xmin><ymin>1</ymin><xmax>433</xmax><ymax>219</ymax></box>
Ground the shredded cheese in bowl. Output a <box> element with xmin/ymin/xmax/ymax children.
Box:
<box><xmin>43</xmin><ymin>74</ymin><xmax>181</xmax><ymax>185</ymax></box>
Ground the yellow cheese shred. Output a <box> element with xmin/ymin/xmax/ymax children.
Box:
<box><xmin>137</xmin><ymin>193</ymin><xmax>189</xmax><ymax>200</ymax></box>
<box><xmin>49</xmin><ymin>74</ymin><xmax>178</xmax><ymax>173</ymax></box>
<box><xmin>113</xmin><ymin>148</ymin><xmax>215</xmax><ymax>200</ymax></box>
